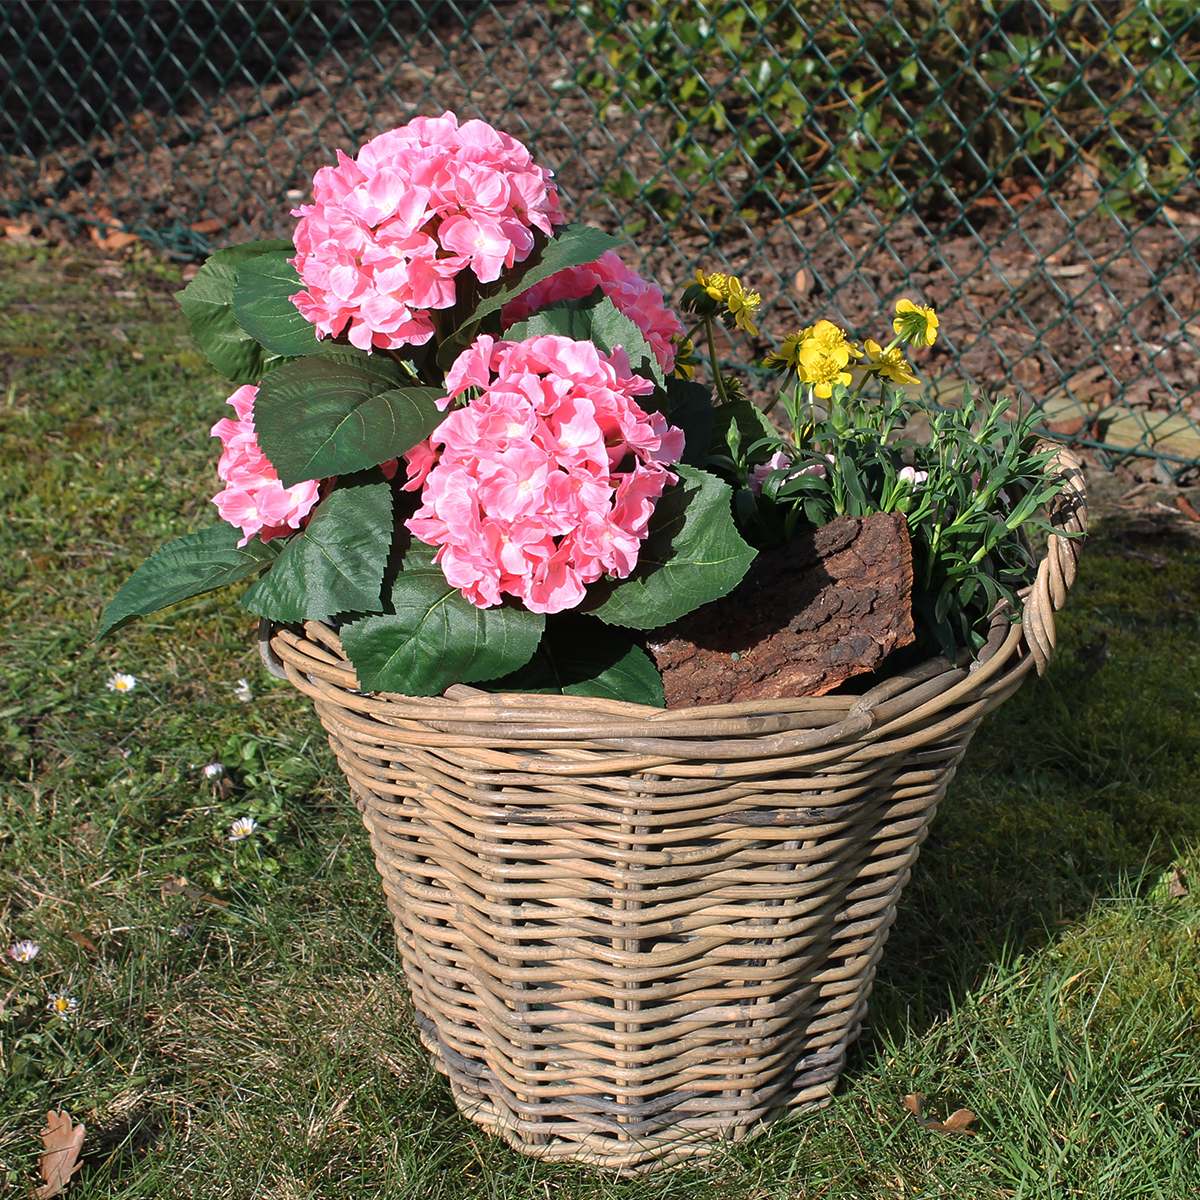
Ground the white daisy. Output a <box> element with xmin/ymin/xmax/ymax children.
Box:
<box><xmin>8</xmin><ymin>939</ymin><xmax>40</xmax><ymax>963</ymax></box>
<box><xmin>203</xmin><ymin>762</ymin><xmax>226</xmax><ymax>780</ymax></box>
<box><xmin>233</xmin><ymin>678</ymin><xmax>254</xmax><ymax>703</ymax></box>
<box><xmin>228</xmin><ymin>816</ymin><xmax>258</xmax><ymax>842</ymax></box>
<box><xmin>47</xmin><ymin>993</ymin><xmax>78</xmax><ymax>1017</ymax></box>
<box><xmin>106</xmin><ymin>673</ymin><xmax>138</xmax><ymax>694</ymax></box>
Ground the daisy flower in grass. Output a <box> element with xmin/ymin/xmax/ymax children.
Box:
<box><xmin>233</xmin><ymin>678</ymin><xmax>254</xmax><ymax>703</ymax></box>
<box><xmin>228</xmin><ymin>817</ymin><xmax>258</xmax><ymax>842</ymax></box>
<box><xmin>8</xmin><ymin>939</ymin><xmax>40</xmax><ymax>963</ymax></box>
<box><xmin>107</xmin><ymin>673</ymin><xmax>138</xmax><ymax>694</ymax></box>
<box><xmin>47</xmin><ymin>993</ymin><xmax>78</xmax><ymax>1017</ymax></box>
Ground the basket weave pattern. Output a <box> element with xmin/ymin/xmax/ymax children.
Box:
<box><xmin>268</xmin><ymin>452</ymin><xmax>1085</xmax><ymax>1171</ymax></box>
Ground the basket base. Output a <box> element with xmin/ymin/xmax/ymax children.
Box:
<box><xmin>410</xmin><ymin>1005</ymin><xmax>853</xmax><ymax>1172</ymax></box>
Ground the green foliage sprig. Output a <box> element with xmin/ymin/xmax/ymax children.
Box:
<box><xmin>570</xmin><ymin>1</ymin><xmax>1198</xmax><ymax>220</ymax></box>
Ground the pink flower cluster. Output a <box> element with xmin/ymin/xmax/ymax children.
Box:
<box><xmin>211</xmin><ymin>385</ymin><xmax>321</xmax><ymax>546</ymax></box>
<box><xmin>404</xmin><ymin>334</ymin><xmax>685</xmax><ymax>614</ymax></box>
<box><xmin>501</xmin><ymin>250</ymin><xmax>684</xmax><ymax>374</ymax></box>
<box><xmin>290</xmin><ymin>112</ymin><xmax>564</xmax><ymax>352</ymax></box>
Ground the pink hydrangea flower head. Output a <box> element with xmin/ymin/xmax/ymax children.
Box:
<box><xmin>501</xmin><ymin>250</ymin><xmax>685</xmax><ymax>374</ymax></box>
<box><xmin>290</xmin><ymin>112</ymin><xmax>565</xmax><ymax>352</ymax></box>
<box><xmin>405</xmin><ymin>334</ymin><xmax>685</xmax><ymax>613</ymax></box>
<box><xmin>210</xmin><ymin>384</ymin><xmax>321</xmax><ymax>546</ymax></box>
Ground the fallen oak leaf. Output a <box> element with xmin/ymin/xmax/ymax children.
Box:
<box><xmin>1168</xmin><ymin>867</ymin><xmax>1188</xmax><ymax>899</ymax></box>
<box><xmin>36</xmin><ymin>1109</ymin><xmax>85</xmax><ymax>1198</ymax></box>
<box><xmin>902</xmin><ymin>1092</ymin><xmax>977</xmax><ymax>1135</ymax></box>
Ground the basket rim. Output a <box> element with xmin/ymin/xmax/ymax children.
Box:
<box><xmin>261</xmin><ymin>448</ymin><xmax>1086</xmax><ymax>745</ymax></box>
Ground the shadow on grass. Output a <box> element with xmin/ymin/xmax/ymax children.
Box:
<box><xmin>860</xmin><ymin>516</ymin><xmax>1200</xmax><ymax>1053</ymax></box>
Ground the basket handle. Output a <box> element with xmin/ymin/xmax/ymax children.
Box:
<box><xmin>1020</xmin><ymin>444</ymin><xmax>1088</xmax><ymax>675</ymax></box>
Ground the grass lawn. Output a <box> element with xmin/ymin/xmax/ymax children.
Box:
<box><xmin>2</xmin><ymin>240</ymin><xmax>1199</xmax><ymax>1199</ymax></box>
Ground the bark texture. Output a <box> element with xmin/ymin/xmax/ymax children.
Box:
<box><xmin>650</xmin><ymin>513</ymin><xmax>915</xmax><ymax>707</ymax></box>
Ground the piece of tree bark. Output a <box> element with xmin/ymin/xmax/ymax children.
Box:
<box><xmin>649</xmin><ymin>512</ymin><xmax>915</xmax><ymax>707</ymax></box>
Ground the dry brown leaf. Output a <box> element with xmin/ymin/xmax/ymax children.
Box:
<box><xmin>1175</xmin><ymin>496</ymin><xmax>1200</xmax><ymax>523</ymax></box>
<box><xmin>87</xmin><ymin>208</ymin><xmax>139</xmax><ymax>252</ymax></box>
<box><xmin>2</xmin><ymin>218</ymin><xmax>34</xmax><ymax>237</ymax></box>
<box><xmin>89</xmin><ymin>227</ymin><xmax>140</xmax><ymax>252</ymax></box>
<box><xmin>36</xmin><ymin>1109</ymin><xmax>85</xmax><ymax>1198</ymax></box>
<box><xmin>793</xmin><ymin>267</ymin><xmax>811</xmax><ymax>296</ymax></box>
<box><xmin>1164</xmin><ymin>205</ymin><xmax>1200</xmax><ymax>227</ymax></box>
<box><xmin>1168</xmin><ymin>868</ymin><xmax>1189</xmax><ymax>899</ymax></box>
<box><xmin>902</xmin><ymin>1092</ymin><xmax>977</xmax><ymax>1135</ymax></box>
<box><xmin>189</xmin><ymin>217</ymin><xmax>223</xmax><ymax>234</ymax></box>
<box><xmin>64</xmin><ymin>931</ymin><xmax>99</xmax><ymax>955</ymax></box>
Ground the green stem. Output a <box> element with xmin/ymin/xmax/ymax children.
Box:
<box><xmin>704</xmin><ymin>317</ymin><xmax>730</xmax><ymax>405</ymax></box>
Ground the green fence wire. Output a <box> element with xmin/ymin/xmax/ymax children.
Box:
<box><xmin>3</xmin><ymin>0</ymin><xmax>1198</xmax><ymax>475</ymax></box>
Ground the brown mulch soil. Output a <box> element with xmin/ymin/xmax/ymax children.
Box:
<box><xmin>4</xmin><ymin>6</ymin><xmax>1197</xmax><ymax>482</ymax></box>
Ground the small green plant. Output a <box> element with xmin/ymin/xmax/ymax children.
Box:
<box><xmin>570</xmin><ymin>0</ymin><xmax>1199</xmax><ymax>219</ymax></box>
<box><xmin>689</xmin><ymin>287</ymin><xmax>1070</xmax><ymax>657</ymax></box>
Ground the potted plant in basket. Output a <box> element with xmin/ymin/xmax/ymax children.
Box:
<box><xmin>101</xmin><ymin>112</ymin><xmax>1085</xmax><ymax>1172</ymax></box>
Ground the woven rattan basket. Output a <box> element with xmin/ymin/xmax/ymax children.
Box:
<box><xmin>264</xmin><ymin>449</ymin><xmax>1086</xmax><ymax>1172</ymax></box>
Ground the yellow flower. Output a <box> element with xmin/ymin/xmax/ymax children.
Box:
<box><xmin>672</xmin><ymin>336</ymin><xmax>698</xmax><ymax>380</ymax></box>
<box><xmin>892</xmin><ymin>298</ymin><xmax>939</xmax><ymax>347</ymax></box>
<box><xmin>695</xmin><ymin>268</ymin><xmax>728</xmax><ymax>302</ymax></box>
<box><xmin>797</xmin><ymin>343</ymin><xmax>853</xmax><ymax>399</ymax></box>
<box><xmin>764</xmin><ymin>328</ymin><xmax>810</xmax><ymax>371</ymax></box>
<box><xmin>863</xmin><ymin>338</ymin><xmax>919</xmax><ymax>385</ymax></box>
<box><xmin>723</xmin><ymin>276</ymin><xmax>761</xmax><ymax>336</ymax></box>
<box><xmin>806</xmin><ymin>319</ymin><xmax>859</xmax><ymax>364</ymax></box>
<box><xmin>766</xmin><ymin>319</ymin><xmax>857</xmax><ymax>374</ymax></box>
<box><xmin>691</xmin><ymin>269</ymin><xmax>760</xmax><ymax>335</ymax></box>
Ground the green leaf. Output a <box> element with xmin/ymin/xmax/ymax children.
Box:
<box><xmin>339</xmin><ymin>550</ymin><xmax>544</xmax><ymax>695</ymax></box>
<box><xmin>655</xmin><ymin>376</ymin><xmax>715</xmax><ymax>467</ymax></box>
<box><xmin>176</xmin><ymin>240</ymin><xmax>292</xmax><ymax>382</ymax></box>
<box><xmin>99</xmin><ymin>525</ymin><xmax>279</xmax><ymax>638</ymax></box>
<box><xmin>439</xmin><ymin>224</ymin><xmax>623</xmax><ymax>367</ymax></box>
<box><xmin>588</xmin><ymin>464</ymin><xmax>756</xmax><ymax>630</ymax></box>
<box><xmin>232</xmin><ymin>249</ymin><xmax>322</xmax><ymax>358</ymax></box>
<box><xmin>240</xmin><ymin>482</ymin><xmax>392</xmax><ymax>621</ymax></box>
<box><xmin>492</xmin><ymin>615</ymin><xmax>664</xmax><ymax>706</ymax></box>
<box><xmin>504</xmin><ymin>289</ymin><xmax>663</xmax><ymax>385</ymax></box>
<box><xmin>711</xmin><ymin>398</ymin><xmax>775</xmax><ymax>460</ymax></box>
<box><xmin>255</xmin><ymin>357</ymin><xmax>443</xmax><ymax>487</ymax></box>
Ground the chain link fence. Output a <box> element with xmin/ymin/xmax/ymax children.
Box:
<box><xmin>3</xmin><ymin>0</ymin><xmax>1198</xmax><ymax>476</ymax></box>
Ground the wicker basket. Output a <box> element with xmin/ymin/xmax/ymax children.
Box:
<box><xmin>264</xmin><ymin>450</ymin><xmax>1086</xmax><ymax>1172</ymax></box>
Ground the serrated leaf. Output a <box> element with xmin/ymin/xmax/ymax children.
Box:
<box><xmin>240</xmin><ymin>482</ymin><xmax>392</xmax><ymax>621</ymax></box>
<box><xmin>255</xmin><ymin>357</ymin><xmax>443</xmax><ymax>486</ymax></box>
<box><xmin>504</xmin><ymin>289</ymin><xmax>662</xmax><ymax>384</ymax></box>
<box><xmin>492</xmin><ymin>615</ymin><xmax>664</xmax><ymax>706</ymax></box>
<box><xmin>232</xmin><ymin>249</ymin><xmax>322</xmax><ymax>357</ymax></box>
<box><xmin>340</xmin><ymin>552</ymin><xmax>544</xmax><ymax>695</ymax></box>
<box><xmin>588</xmin><ymin>464</ymin><xmax>756</xmax><ymax>630</ymax></box>
<box><xmin>176</xmin><ymin>240</ymin><xmax>292</xmax><ymax>382</ymax></box>
<box><xmin>439</xmin><ymin>223</ymin><xmax>624</xmax><ymax>367</ymax></box>
<box><xmin>99</xmin><ymin>525</ymin><xmax>279</xmax><ymax>638</ymax></box>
